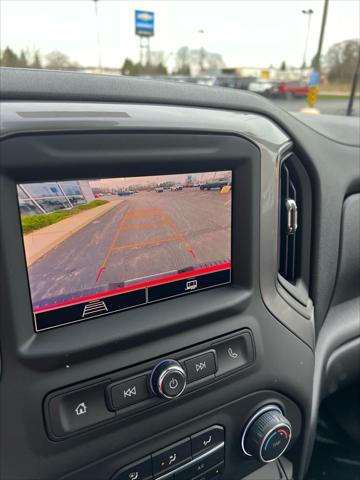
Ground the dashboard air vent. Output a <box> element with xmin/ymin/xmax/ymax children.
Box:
<box><xmin>279</xmin><ymin>157</ymin><xmax>300</xmax><ymax>283</ymax></box>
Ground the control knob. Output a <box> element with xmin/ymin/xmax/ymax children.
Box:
<box><xmin>241</xmin><ymin>405</ymin><xmax>292</xmax><ymax>463</ymax></box>
<box><xmin>150</xmin><ymin>360</ymin><xmax>187</xmax><ymax>399</ymax></box>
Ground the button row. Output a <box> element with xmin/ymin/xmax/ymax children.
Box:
<box><xmin>107</xmin><ymin>349</ymin><xmax>217</xmax><ymax>412</ymax></box>
<box><xmin>192</xmin><ymin>463</ymin><xmax>224</xmax><ymax>480</ymax></box>
<box><xmin>172</xmin><ymin>450</ymin><xmax>224</xmax><ymax>480</ymax></box>
<box><xmin>113</xmin><ymin>426</ymin><xmax>224</xmax><ymax>480</ymax></box>
<box><xmin>108</xmin><ymin>329</ymin><xmax>254</xmax><ymax>414</ymax></box>
<box><xmin>46</xmin><ymin>332</ymin><xmax>254</xmax><ymax>438</ymax></box>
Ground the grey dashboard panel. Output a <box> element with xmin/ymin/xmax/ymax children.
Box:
<box><xmin>332</xmin><ymin>194</ymin><xmax>360</xmax><ymax>306</ymax></box>
<box><xmin>292</xmin><ymin>113</ymin><xmax>360</xmax><ymax>147</ymax></box>
<box><xmin>306</xmin><ymin>194</ymin><xmax>360</xmax><ymax>453</ymax></box>
<box><xmin>304</xmin><ymin>195</ymin><xmax>360</xmax><ymax>470</ymax></box>
<box><xmin>0</xmin><ymin>101</ymin><xmax>287</xmax><ymax>143</ymax></box>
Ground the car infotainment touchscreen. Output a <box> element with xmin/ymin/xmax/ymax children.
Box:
<box><xmin>17</xmin><ymin>171</ymin><xmax>232</xmax><ymax>331</ymax></box>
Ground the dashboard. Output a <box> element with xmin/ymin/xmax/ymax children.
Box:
<box><xmin>0</xmin><ymin>68</ymin><xmax>359</xmax><ymax>480</ymax></box>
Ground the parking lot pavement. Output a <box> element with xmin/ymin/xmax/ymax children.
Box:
<box><xmin>28</xmin><ymin>190</ymin><xmax>232</xmax><ymax>305</ymax></box>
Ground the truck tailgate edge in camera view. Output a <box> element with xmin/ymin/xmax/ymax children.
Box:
<box><xmin>17</xmin><ymin>171</ymin><xmax>232</xmax><ymax>331</ymax></box>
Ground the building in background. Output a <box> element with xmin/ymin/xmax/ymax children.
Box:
<box><xmin>18</xmin><ymin>180</ymin><xmax>95</xmax><ymax>216</ymax></box>
<box><xmin>222</xmin><ymin>66</ymin><xmax>312</xmax><ymax>81</ymax></box>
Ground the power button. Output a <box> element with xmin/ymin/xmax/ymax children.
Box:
<box><xmin>150</xmin><ymin>360</ymin><xmax>187</xmax><ymax>399</ymax></box>
<box><xmin>161</xmin><ymin>370</ymin><xmax>186</xmax><ymax>397</ymax></box>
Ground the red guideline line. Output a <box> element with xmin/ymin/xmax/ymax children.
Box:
<box><xmin>33</xmin><ymin>262</ymin><xmax>231</xmax><ymax>313</ymax></box>
<box><xmin>95</xmin><ymin>266</ymin><xmax>106</xmax><ymax>283</ymax></box>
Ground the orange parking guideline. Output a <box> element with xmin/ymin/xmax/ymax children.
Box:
<box><xmin>95</xmin><ymin>207</ymin><xmax>197</xmax><ymax>283</ymax></box>
<box><xmin>123</xmin><ymin>221</ymin><xmax>168</xmax><ymax>230</ymax></box>
<box><xmin>125</xmin><ymin>208</ymin><xmax>162</xmax><ymax>213</ymax></box>
<box><xmin>95</xmin><ymin>209</ymin><xmax>131</xmax><ymax>282</ymax></box>
<box><xmin>161</xmin><ymin>212</ymin><xmax>197</xmax><ymax>259</ymax></box>
<box><xmin>112</xmin><ymin>236</ymin><xmax>182</xmax><ymax>251</ymax></box>
<box><xmin>124</xmin><ymin>213</ymin><xmax>164</xmax><ymax>219</ymax></box>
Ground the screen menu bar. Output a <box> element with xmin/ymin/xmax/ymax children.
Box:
<box><xmin>34</xmin><ymin>266</ymin><xmax>231</xmax><ymax>331</ymax></box>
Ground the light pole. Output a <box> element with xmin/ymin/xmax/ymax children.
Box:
<box><xmin>301</xmin><ymin>9</ymin><xmax>314</xmax><ymax>69</ymax></box>
<box><xmin>198</xmin><ymin>29</ymin><xmax>205</xmax><ymax>75</ymax></box>
<box><xmin>313</xmin><ymin>0</ymin><xmax>329</xmax><ymax>72</ymax></box>
<box><xmin>93</xmin><ymin>0</ymin><xmax>102</xmax><ymax>73</ymax></box>
<box><xmin>347</xmin><ymin>49</ymin><xmax>360</xmax><ymax>116</ymax></box>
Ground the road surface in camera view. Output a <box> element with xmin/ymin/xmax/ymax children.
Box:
<box><xmin>28</xmin><ymin>189</ymin><xmax>231</xmax><ymax>306</ymax></box>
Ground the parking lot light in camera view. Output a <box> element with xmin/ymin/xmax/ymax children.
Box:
<box><xmin>18</xmin><ymin>171</ymin><xmax>232</xmax><ymax>331</ymax></box>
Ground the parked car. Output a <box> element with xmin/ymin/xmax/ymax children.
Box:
<box><xmin>200</xmin><ymin>179</ymin><xmax>229</xmax><ymax>190</ymax></box>
<box><xmin>271</xmin><ymin>81</ymin><xmax>309</xmax><ymax>99</ymax></box>
<box><xmin>248</xmin><ymin>79</ymin><xmax>278</xmax><ymax>96</ymax></box>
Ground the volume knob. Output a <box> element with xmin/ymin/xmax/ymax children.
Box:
<box><xmin>150</xmin><ymin>360</ymin><xmax>187</xmax><ymax>399</ymax></box>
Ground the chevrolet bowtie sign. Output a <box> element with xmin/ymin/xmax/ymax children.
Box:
<box><xmin>135</xmin><ymin>10</ymin><xmax>155</xmax><ymax>37</ymax></box>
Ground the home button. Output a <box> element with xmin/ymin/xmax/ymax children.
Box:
<box><xmin>47</xmin><ymin>382</ymin><xmax>114</xmax><ymax>438</ymax></box>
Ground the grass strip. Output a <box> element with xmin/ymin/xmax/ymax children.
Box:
<box><xmin>21</xmin><ymin>200</ymin><xmax>108</xmax><ymax>234</ymax></box>
<box><xmin>318</xmin><ymin>94</ymin><xmax>360</xmax><ymax>100</ymax></box>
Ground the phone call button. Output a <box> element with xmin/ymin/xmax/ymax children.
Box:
<box><xmin>152</xmin><ymin>438</ymin><xmax>191</xmax><ymax>476</ymax></box>
<box><xmin>212</xmin><ymin>332</ymin><xmax>254</xmax><ymax>376</ymax></box>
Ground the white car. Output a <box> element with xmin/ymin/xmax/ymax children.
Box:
<box><xmin>248</xmin><ymin>79</ymin><xmax>276</xmax><ymax>95</ymax></box>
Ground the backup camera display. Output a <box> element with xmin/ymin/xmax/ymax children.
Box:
<box><xmin>18</xmin><ymin>171</ymin><xmax>232</xmax><ymax>331</ymax></box>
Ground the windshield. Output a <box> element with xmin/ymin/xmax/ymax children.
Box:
<box><xmin>1</xmin><ymin>0</ymin><xmax>359</xmax><ymax>116</ymax></box>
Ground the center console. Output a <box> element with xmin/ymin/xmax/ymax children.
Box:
<box><xmin>0</xmin><ymin>102</ymin><xmax>314</xmax><ymax>480</ymax></box>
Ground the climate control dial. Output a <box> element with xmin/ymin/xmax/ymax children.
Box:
<box><xmin>241</xmin><ymin>405</ymin><xmax>292</xmax><ymax>463</ymax></box>
<box><xmin>150</xmin><ymin>360</ymin><xmax>187</xmax><ymax>399</ymax></box>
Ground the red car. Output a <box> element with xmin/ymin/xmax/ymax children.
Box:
<box><xmin>271</xmin><ymin>81</ymin><xmax>309</xmax><ymax>98</ymax></box>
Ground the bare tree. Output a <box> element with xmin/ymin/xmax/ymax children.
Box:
<box><xmin>174</xmin><ymin>46</ymin><xmax>225</xmax><ymax>75</ymax></box>
<box><xmin>31</xmin><ymin>50</ymin><xmax>42</xmax><ymax>69</ymax></box>
<box><xmin>45</xmin><ymin>51</ymin><xmax>79</xmax><ymax>71</ymax></box>
<box><xmin>174</xmin><ymin>46</ymin><xmax>191</xmax><ymax>75</ymax></box>
<box><xmin>325</xmin><ymin>39</ymin><xmax>360</xmax><ymax>83</ymax></box>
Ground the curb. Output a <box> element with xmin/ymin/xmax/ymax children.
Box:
<box><xmin>25</xmin><ymin>200</ymin><xmax>122</xmax><ymax>267</ymax></box>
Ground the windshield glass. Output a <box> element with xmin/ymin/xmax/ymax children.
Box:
<box><xmin>1</xmin><ymin>0</ymin><xmax>359</xmax><ymax>116</ymax></box>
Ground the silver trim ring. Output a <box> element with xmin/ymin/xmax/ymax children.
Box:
<box><xmin>158</xmin><ymin>365</ymin><xmax>187</xmax><ymax>399</ymax></box>
<box><xmin>241</xmin><ymin>404</ymin><xmax>283</xmax><ymax>457</ymax></box>
<box><xmin>259</xmin><ymin>422</ymin><xmax>292</xmax><ymax>463</ymax></box>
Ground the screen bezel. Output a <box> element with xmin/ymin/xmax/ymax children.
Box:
<box><xmin>17</xmin><ymin>170</ymin><xmax>233</xmax><ymax>332</ymax></box>
<box><xmin>0</xmin><ymin>130</ymin><xmax>258</xmax><ymax>366</ymax></box>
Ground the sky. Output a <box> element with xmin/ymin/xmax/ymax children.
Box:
<box><xmin>1</xmin><ymin>0</ymin><xmax>359</xmax><ymax>70</ymax></box>
<box><xmin>90</xmin><ymin>171</ymin><xmax>231</xmax><ymax>189</ymax></box>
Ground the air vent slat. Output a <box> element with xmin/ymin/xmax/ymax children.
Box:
<box><xmin>279</xmin><ymin>158</ymin><xmax>299</xmax><ymax>283</ymax></box>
